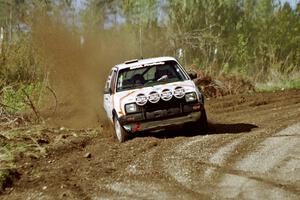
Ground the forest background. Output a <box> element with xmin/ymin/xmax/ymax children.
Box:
<box><xmin>0</xmin><ymin>0</ymin><xmax>300</xmax><ymax>118</ymax></box>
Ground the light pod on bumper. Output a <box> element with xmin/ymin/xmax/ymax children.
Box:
<box><xmin>161</xmin><ymin>89</ymin><xmax>173</xmax><ymax>101</ymax></box>
<box><xmin>148</xmin><ymin>91</ymin><xmax>160</xmax><ymax>103</ymax></box>
<box><xmin>174</xmin><ymin>86</ymin><xmax>185</xmax><ymax>98</ymax></box>
<box><xmin>136</xmin><ymin>93</ymin><xmax>147</xmax><ymax>106</ymax></box>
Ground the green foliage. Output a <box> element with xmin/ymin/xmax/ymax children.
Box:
<box><xmin>256</xmin><ymin>68</ymin><xmax>300</xmax><ymax>91</ymax></box>
<box><xmin>0</xmin><ymin>35</ymin><xmax>44</xmax><ymax>88</ymax></box>
<box><xmin>1</xmin><ymin>83</ymin><xmax>42</xmax><ymax>114</ymax></box>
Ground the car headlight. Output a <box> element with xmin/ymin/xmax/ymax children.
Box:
<box><xmin>125</xmin><ymin>103</ymin><xmax>138</xmax><ymax>114</ymax></box>
<box><xmin>185</xmin><ymin>92</ymin><xmax>197</xmax><ymax>102</ymax></box>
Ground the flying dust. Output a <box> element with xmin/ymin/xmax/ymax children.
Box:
<box><xmin>32</xmin><ymin>14</ymin><xmax>139</xmax><ymax>129</ymax></box>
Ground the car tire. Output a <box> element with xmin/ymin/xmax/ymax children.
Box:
<box><xmin>184</xmin><ymin>109</ymin><xmax>208</xmax><ymax>134</ymax></box>
<box><xmin>114</xmin><ymin>116</ymin><xmax>129</xmax><ymax>143</ymax></box>
<box><xmin>198</xmin><ymin>109</ymin><xmax>208</xmax><ymax>132</ymax></box>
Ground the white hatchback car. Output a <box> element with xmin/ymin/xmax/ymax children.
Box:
<box><xmin>104</xmin><ymin>57</ymin><xmax>207</xmax><ymax>142</ymax></box>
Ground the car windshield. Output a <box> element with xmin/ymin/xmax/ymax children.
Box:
<box><xmin>116</xmin><ymin>60</ymin><xmax>188</xmax><ymax>92</ymax></box>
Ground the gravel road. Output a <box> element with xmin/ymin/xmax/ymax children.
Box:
<box><xmin>1</xmin><ymin>90</ymin><xmax>300</xmax><ymax>200</ymax></box>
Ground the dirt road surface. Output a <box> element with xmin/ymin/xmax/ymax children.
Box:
<box><xmin>1</xmin><ymin>90</ymin><xmax>300</xmax><ymax>199</ymax></box>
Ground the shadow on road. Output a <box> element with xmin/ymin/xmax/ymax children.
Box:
<box><xmin>208</xmin><ymin>122</ymin><xmax>258</xmax><ymax>134</ymax></box>
<box><xmin>134</xmin><ymin>122</ymin><xmax>258</xmax><ymax>139</ymax></box>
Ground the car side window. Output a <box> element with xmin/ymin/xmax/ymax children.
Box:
<box><xmin>110</xmin><ymin>70</ymin><xmax>117</xmax><ymax>94</ymax></box>
<box><xmin>104</xmin><ymin>70</ymin><xmax>114</xmax><ymax>94</ymax></box>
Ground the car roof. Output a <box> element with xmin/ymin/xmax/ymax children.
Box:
<box><xmin>114</xmin><ymin>56</ymin><xmax>178</xmax><ymax>70</ymax></box>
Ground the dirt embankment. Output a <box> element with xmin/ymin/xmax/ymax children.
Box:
<box><xmin>1</xmin><ymin>89</ymin><xmax>300</xmax><ymax>199</ymax></box>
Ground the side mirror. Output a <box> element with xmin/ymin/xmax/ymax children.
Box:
<box><xmin>187</xmin><ymin>70</ymin><xmax>197</xmax><ymax>80</ymax></box>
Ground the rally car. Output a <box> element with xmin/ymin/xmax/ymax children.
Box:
<box><xmin>103</xmin><ymin>57</ymin><xmax>207</xmax><ymax>142</ymax></box>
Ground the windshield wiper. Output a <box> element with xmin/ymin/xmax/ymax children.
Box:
<box><xmin>157</xmin><ymin>75</ymin><xmax>168</xmax><ymax>82</ymax></box>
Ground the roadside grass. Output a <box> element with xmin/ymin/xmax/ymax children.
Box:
<box><xmin>190</xmin><ymin>65</ymin><xmax>300</xmax><ymax>96</ymax></box>
<box><xmin>255</xmin><ymin>71</ymin><xmax>300</xmax><ymax>92</ymax></box>
<box><xmin>1</xmin><ymin>83</ymin><xmax>43</xmax><ymax>114</ymax></box>
<box><xmin>0</xmin><ymin>125</ymin><xmax>102</xmax><ymax>193</ymax></box>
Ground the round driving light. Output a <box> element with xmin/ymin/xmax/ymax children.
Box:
<box><xmin>148</xmin><ymin>91</ymin><xmax>160</xmax><ymax>103</ymax></box>
<box><xmin>174</xmin><ymin>87</ymin><xmax>185</xmax><ymax>98</ymax></box>
<box><xmin>161</xmin><ymin>89</ymin><xmax>173</xmax><ymax>101</ymax></box>
<box><xmin>136</xmin><ymin>93</ymin><xmax>147</xmax><ymax>106</ymax></box>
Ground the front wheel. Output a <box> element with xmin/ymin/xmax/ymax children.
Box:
<box><xmin>184</xmin><ymin>109</ymin><xmax>208</xmax><ymax>135</ymax></box>
<box><xmin>114</xmin><ymin>116</ymin><xmax>129</xmax><ymax>143</ymax></box>
<box><xmin>198</xmin><ymin>109</ymin><xmax>208</xmax><ymax>132</ymax></box>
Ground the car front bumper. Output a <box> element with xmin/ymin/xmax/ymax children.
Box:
<box><xmin>122</xmin><ymin>111</ymin><xmax>201</xmax><ymax>132</ymax></box>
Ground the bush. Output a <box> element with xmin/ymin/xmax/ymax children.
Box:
<box><xmin>0</xmin><ymin>34</ymin><xmax>44</xmax><ymax>89</ymax></box>
<box><xmin>1</xmin><ymin>83</ymin><xmax>42</xmax><ymax>115</ymax></box>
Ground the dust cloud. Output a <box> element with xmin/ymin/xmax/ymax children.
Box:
<box><xmin>32</xmin><ymin>14</ymin><xmax>139</xmax><ymax>128</ymax></box>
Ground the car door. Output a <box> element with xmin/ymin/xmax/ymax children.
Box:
<box><xmin>103</xmin><ymin>69</ymin><xmax>117</xmax><ymax>121</ymax></box>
